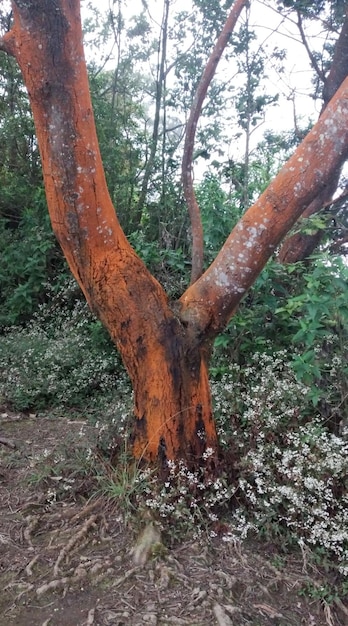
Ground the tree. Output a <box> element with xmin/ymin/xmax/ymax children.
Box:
<box><xmin>1</xmin><ymin>0</ymin><xmax>348</xmax><ymax>471</ymax></box>
<box><xmin>277</xmin><ymin>2</ymin><xmax>348</xmax><ymax>262</ymax></box>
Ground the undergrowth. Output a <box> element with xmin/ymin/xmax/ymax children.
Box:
<box><xmin>0</xmin><ymin>279</ymin><xmax>125</xmax><ymax>411</ymax></box>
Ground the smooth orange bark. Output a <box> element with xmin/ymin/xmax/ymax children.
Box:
<box><xmin>2</xmin><ymin>0</ymin><xmax>348</xmax><ymax>468</ymax></box>
<box><xmin>181</xmin><ymin>78</ymin><xmax>348</xmax><ymax>333</ymax></box>
<box><xmin>2</xmin><ymin>0</ymin><xmax>218</xmax><ymax>467</ymax></box>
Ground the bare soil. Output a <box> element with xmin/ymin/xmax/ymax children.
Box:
<box><xmin>0</xmin><ymin>409</ymin><xmax>347</xmax><ymax>626</ymax></box>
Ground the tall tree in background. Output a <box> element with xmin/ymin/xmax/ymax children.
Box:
<box><xmin>277</xmin><ymin>3</ymin><xmax>348</xmax><ymax>263</ymax></box>
<box><xmin>1</xmin><ymin>0</ymin><xmax>348</xmax><ymax>470</ymax></box>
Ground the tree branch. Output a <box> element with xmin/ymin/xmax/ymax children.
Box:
<box><xmin>180</xmin><ymin>77</ymin><xmax>348</xmax><ymax>334</ymax></box>
<box><xmin>278</xmin><ymin>8</ymin><xmax>348</xmax><ymax>263</ymax></box>
<box><xmin>322</xmin><ymin>7</ymin><xmax>348</xmax><ymax>107</ymax></box>
<box><xmin>136</xmin><ymin>0</ymin><xmax>170</xmax><ymax>220</ymax></box>
<box><xmin>329</xmin><ymin>233</ymin><xmax>348</xmax><ymax>254</ymax></box>
<box><xmin>296</xmin><ymin>11</ymin><xmax>325</xmax><ymax>82</ymax></box>
<box><xmin>182</xmin><ymin>0</ymin><xmax>248</xmax><ymax>285</ymax></box>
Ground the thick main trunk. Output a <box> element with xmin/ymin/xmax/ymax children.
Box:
<box><xmin>129</xmin><ymin>322</ymin><xmax>217</xmax><ymax>467</ymax></box>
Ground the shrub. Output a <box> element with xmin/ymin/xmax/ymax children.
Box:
<box><xmin>0</xmin><ymin>280</ymin><xmax>126</xmax><ymax>410</ymax></box>
<box><xmin>0</xmin><ymin>201</ymin><xmax>67</xmax><ymax>328</ymax></box>
<box><xmin>211</xmin><ymin>351</ymin><xmax>348</xmax><ymax>574</ymax></box>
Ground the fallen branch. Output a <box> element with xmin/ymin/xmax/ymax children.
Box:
<box><xmin>0</xmin><ymin>435</ymin><xmax>16</xmax><ymax>449</ymax></box>
<box><xmin>25</xmin><ymin>554</ymin><xmax>40</xmax><ymax>577</ymax></box>
<box><xmin>24</xmin><ymin>515</ymin><xmax>40</xmax><ymax>547</ymax></box>
<box><xmin>86</xmin><ymin>608</ymin><xmax>95</xmax><ymax>625</ymax></box>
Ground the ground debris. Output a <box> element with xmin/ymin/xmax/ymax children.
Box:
<box><xmin>131</xmin><ymin>522</ymin><xmax>162</xmax><ymax>566</ymax></box>
<box><xmin>85</xmin><ymin>607</ymin><xmax>95</xmax><ymax>625</ymax></box>
<box><xmin>253</xmin><ymin>602</ymin><xmax>284</xmax><ymax>619</ymax></box>
<box><xmin>0</xmin><ymin>412</ymin><xmax>347</xmax><ymax>626</ymax></box>
<box><xmin>213</xmin><ymin>603</ymin><xmax>233</xmax><ymax>626</ymax></box>
<box><xmin>0</xmin><ymin>436</ymin><xmax>16</xmax><ymax>449</ymax></box>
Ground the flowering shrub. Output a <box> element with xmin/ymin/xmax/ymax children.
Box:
<box><xmin>211</xmin><ymin>352</ymin><xmax>348</xmax><ymax>574</ymax></box>
<box><xmin>114</xmin><ymin>351</ymin><xmax>347</xmax><ymax>571</ymax></box>
<box><xmin>1</xmin><ymin>272</ymin><xmax>347</xmax><ymax>575</ymax></box>
<box><xmin>0</xmin><ymin>282</ymin><xmax>125</xmax><ymax>410</ymax></box>
<box><xmin>136</xmin><ymin>456</ymin><xmax>237</xmax><ymax>542</ymax></box>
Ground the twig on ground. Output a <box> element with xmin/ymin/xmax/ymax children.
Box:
<box><xmin>334</xmin><ymin>597</ymin><xmax>348</xmax><ymax>617</ymax></box>
<box><xmin>86</xmin><ymin>608</ymin><xmax>95</xmax><ymax>625</ymax></box>
<box><xmin>112</xmin><ymin>566</ymin><xmax>140</xmax><ymax>588</ymax></box>
<box><xmin>36</xmin><ymin>576</ymin><xmax>70</xmax><ymax>597</ymax></box>
<box><xmin>25</xmin><ymin>554</ymin><xmax>40</xmax><ymax>577</ymax></box>
<box><xmin>24</xmin><ymin>515</ymin><xmax>39</xmax><ymax>546</ymax></box>
<box><xmin>70</xmin><ymin>499</ymin><xmax>101</xmax><ymax>524</ymax></box>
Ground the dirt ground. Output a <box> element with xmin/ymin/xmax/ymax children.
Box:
<box><xmin>0</xmin><ymin>409</ymin><xmax>347</xmax><ymax>626</ymax></box>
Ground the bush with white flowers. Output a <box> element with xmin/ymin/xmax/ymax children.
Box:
<box><xmin>212</xmin><ymin>351</ymin><xmax>348</xmax><ymax>574</ymax></box>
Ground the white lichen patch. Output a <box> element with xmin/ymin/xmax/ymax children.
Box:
<box><xmin>293</xmin><ymin>182</ymin><xmax>303</xmax><ymax>195</ymax></box>
<box><xmin>214</xmin><ymin>270</ymin><xmax>229</xmax><ymax>288</ymax></box>
<box><xmin>247</xmin><ymin>226</ymin><xmax>258</xmax><ymax>237</ymax></box>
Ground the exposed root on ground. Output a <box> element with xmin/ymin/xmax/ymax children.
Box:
<box><xmin>6</xmin><ymin>497</ymin><xmax>117</xmax><ymax>603</ymax></box>
<box><xmin>53</xmin><ymin>514</ymin><xmax>98</xmax><ymax>576</ymax></box>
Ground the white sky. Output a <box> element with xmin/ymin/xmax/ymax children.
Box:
<box><xmin>80</xmin><ymin>0</ymin><xmax>329</xmax><ymax>169</ymax></box>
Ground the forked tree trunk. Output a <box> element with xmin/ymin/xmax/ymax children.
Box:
<box><xmin>1</xmin><ymin>0</ymin><xmax>219</xmax><ymax>468</ymax></box>
<box><xmin>2</xmin><ymin>0</ymin><xmax>348</xmax><ymax>469</ymax></box>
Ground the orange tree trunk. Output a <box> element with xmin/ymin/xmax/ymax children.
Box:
<box><xmin>1</xmin><ymin>0</ymin><xmax>218</xmax><ymax>467</ymax></box>
<box><xmin>2</xmin><ymin>0</ymin><xmax>348</xmax><ymax>467</ymax></box>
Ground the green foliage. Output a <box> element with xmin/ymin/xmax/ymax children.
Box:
<box><xmin>0</xmin><ymin>53</ymin><xmax>42</xmax><ymax>225</ymax></box>
<box><xmin>277</xmin><ymin>0</ymin><xmax>346</xmax><ymax>22</ymax></box>
<box><xmin>196</xmin><ymin>173</ymin><xmax>239</xmax><ymax>265</ymax></box>
<box><xmin>233</xmin><ymin>25</ymin><xmax>279</xmax><ymax>133</ymax></box>
<box><xmin>128</xmin><ymin>230</ymin><xmax>188</xmax><ymax>296</ymax></box>
<box><xmin>98</xmin><ymin>455</ymin><xmax>154</xmax><ymax>522</ymax></box>
<box><xmin>0</xmin><ymin>199</ymin><xmax>66</xmax><ymax>328</ymax></box>
<box><xmin>0</xmin><ymin>48</ymin><xmax>67</xmax><ymax>328</ymax></box>
<box><xmin>89</xmin><ymin>65</ymin><xmax>148</xmax><ymax>232</ymax></box>
<box><xmin>213</xmin><ymin>253</ymin><xmax>348</xmax><ymax>421</ymax></box>
<box><xmin>0</xmin><ymin>281</ymin><xmax>124</xmax><ymax>410</ymax></box>
<box><xmin>25</xmin><ymin>439</ymin><xmax>102</xmax><ymax>505</ymax></box>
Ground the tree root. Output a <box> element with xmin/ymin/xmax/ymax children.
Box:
<box><xmin>35</xmin><ymin>555</ymin><xmax>113</xmax><ymax>597</ymax></box>
<box><xmin>53</xmin><ymin>514</ymin><xmax>98</xmax><ymax>576</ymax></box>
<box><xmin>17</xmin><ymin>505</ymin><xmax>116</xmax><ymax>602</ymax></box>
<box><xmin>25</xmin><ymin>554</ymin><xmax>40</xmax><ymax>576</ymax></box>
<box><xmin>23</xmin><ymin>515</ymin><xmax>40</xmax><ymax>546</ymax></box>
